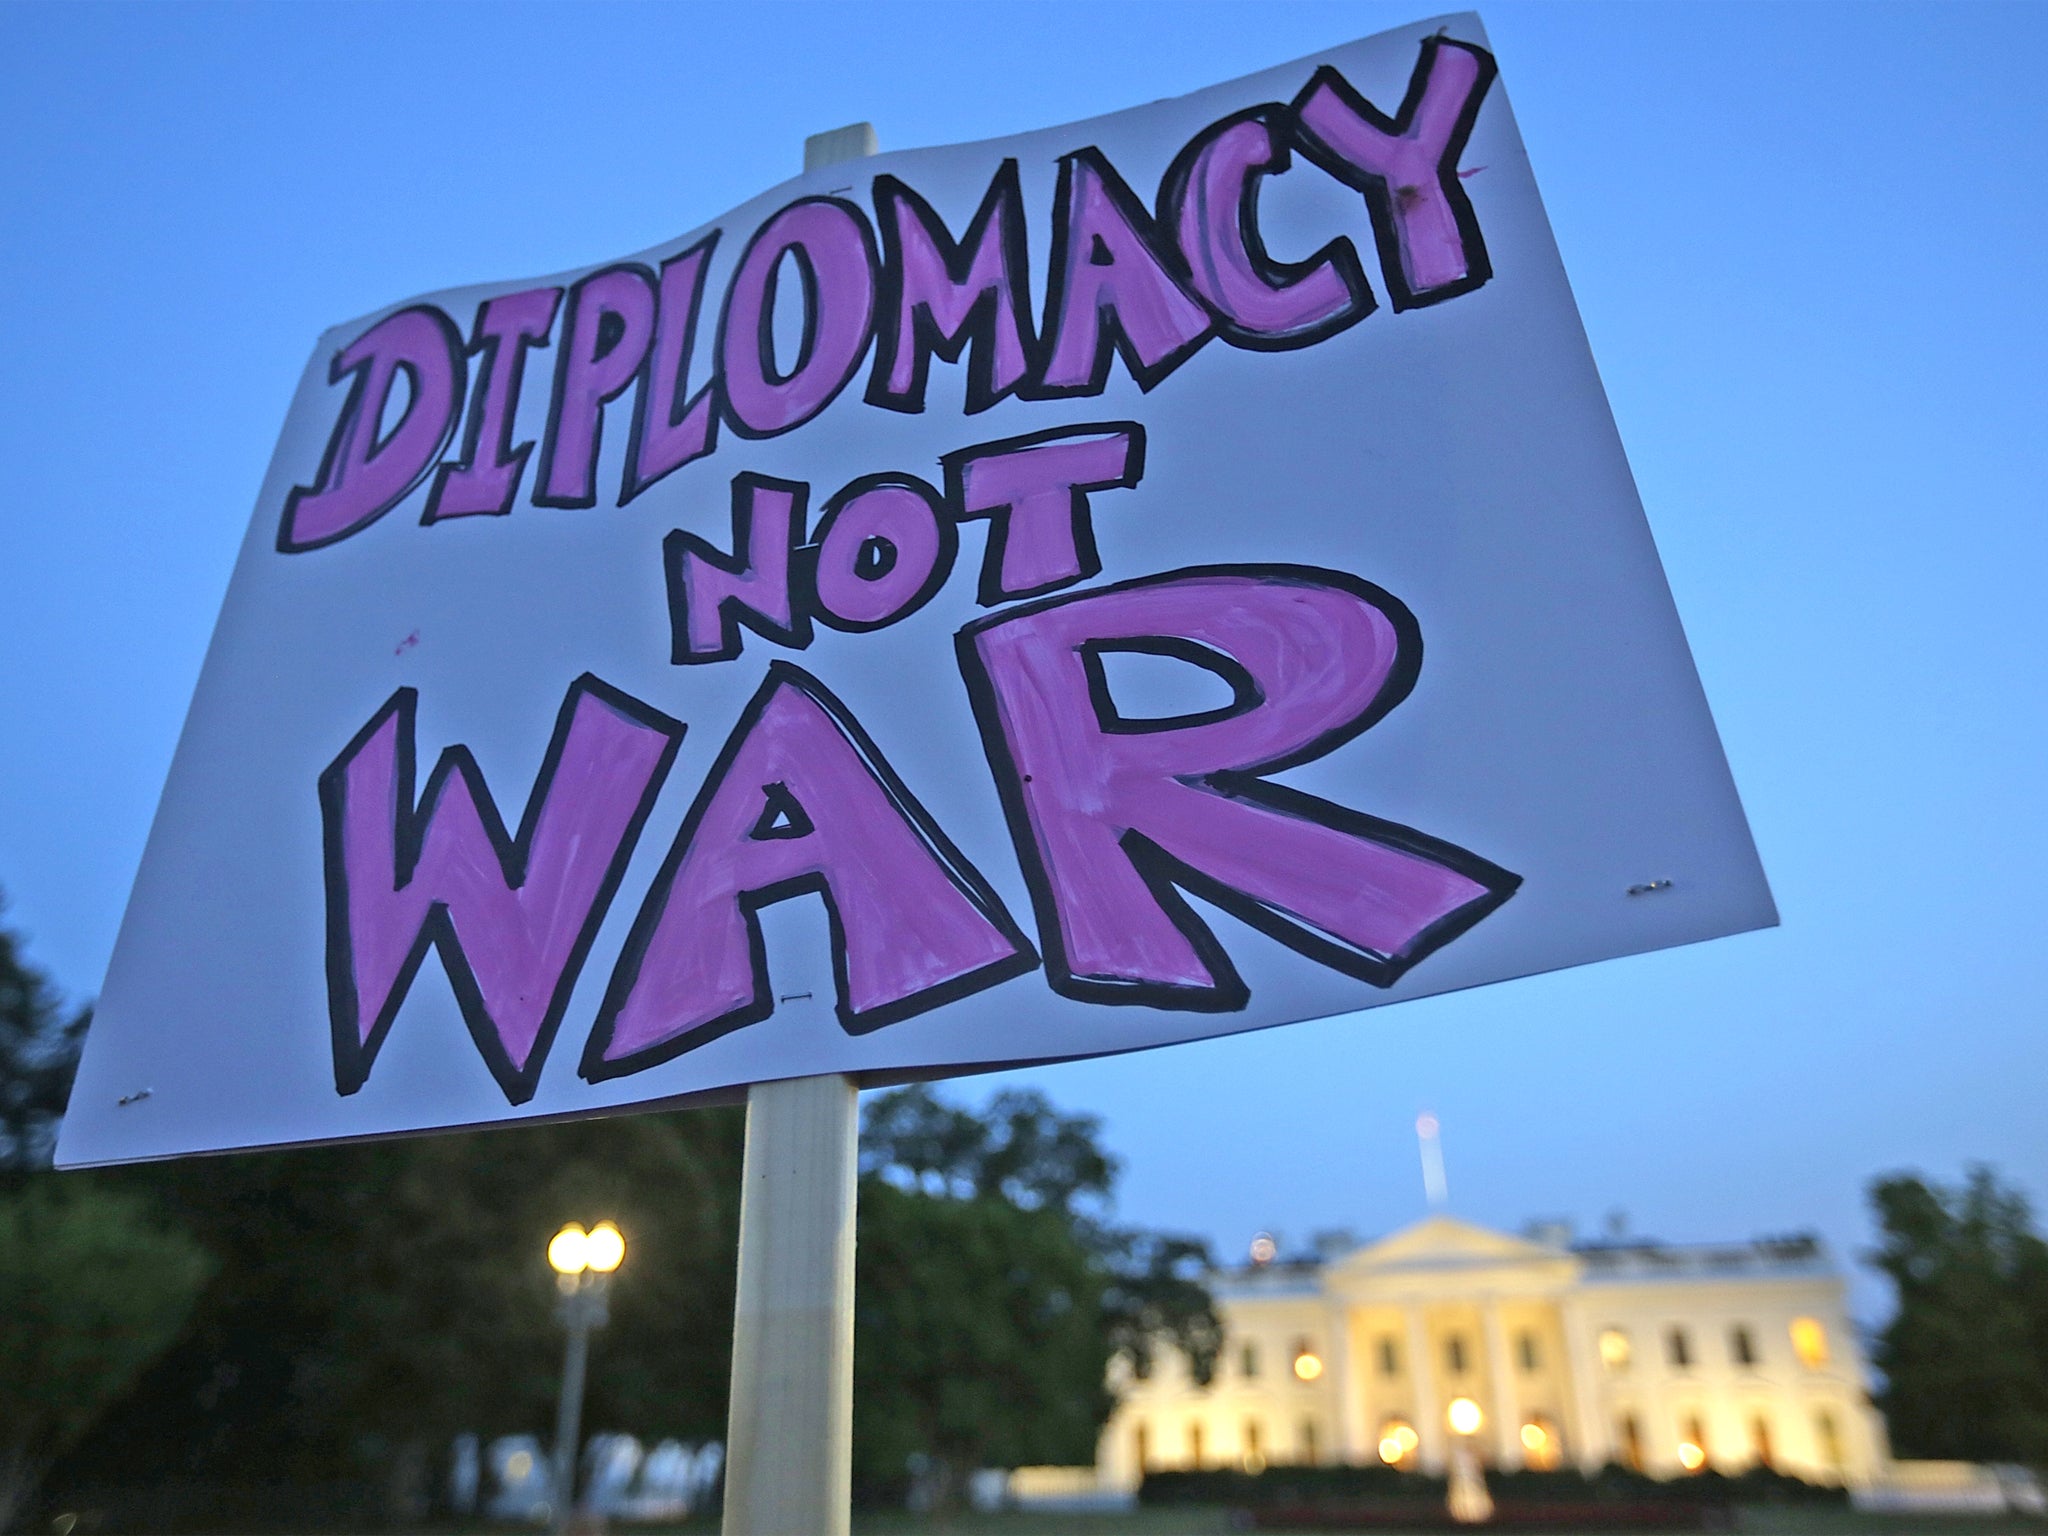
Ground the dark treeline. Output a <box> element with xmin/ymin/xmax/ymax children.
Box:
<box><xmin>0</xmin><ymin>888</ymin><xmax>1216</xmax><ymax>1528</ymax></box>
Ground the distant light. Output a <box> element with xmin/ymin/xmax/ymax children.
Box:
<box><xmin>1678</xmin><ymin>1441</ymin><xmax>1706</xmax><ymax>1471</ymax></box>
<box><xmin>1416</xmin><ymin>1112</ymin><xmax>1439</xmax><ymax>1138</ymax></box>
<box><xmin>1598</xmin><ymin>1328</ymin><xmax>1631</xmax><ymax>1368</ymax></box>
<box><xmin>1447</xmin><ymin>1397</ymin><xmax>1483</xmax><ymax>1436</ymax></box>
<box><xmin>1394</xmin><ymin>1425</ymin><xmax>1419</xmax><ymax>1452</ymax></box>
<box><xmin>585</xmin><ymin>1221</ymin><xmax>626</xmax><ymax>1273</ymax></box>
<box><xmin>1379</xmin><ymin>1437</ymin><xmax>1404</xmax><ymax>1465</ymax></box>
<box><xmin>1249</xmin><ymin>1233</ymin><xmax>1278</xmax><ymax>1265</ymax></box>
<box><xmin>1293</xmin><ymin>1351</ymin><xmax>1324</xmax><ymax>1382</ymax></box>
<box><xmin>1521</xmin><ymin>1422</ymin><xmax>1549</xmax><ymax>1452</ymax></box>
<box><xmin>506</xmin><ymin>1449</ymin><xmax>535</xmax><ymax>1481</ymax></box>
<box><xmin>548</xmin><ymin>1223</ymin><xmax>590</xmax><ymax>1275</ymax></box>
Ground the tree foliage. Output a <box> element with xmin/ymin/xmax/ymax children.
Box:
<box><xmin>0</xmin><ymin>893</ymin><xmax>87</xmax><ymax>1173</ymax></box>
<box><xmin>1869</xmin><ymin>1165</ymin><xmax>2048</xmax><ymax>1466</ymax></box>
<box><xmin>854</xmin><ymin>1085</ymin><xmax>1217</xmax><ymax>1505</ymax></box>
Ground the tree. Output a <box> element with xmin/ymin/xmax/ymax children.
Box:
<box><xmin>0</xmin><ymin>1178</ymin><xmax>211</xmax><ymax>1531</ymax></box>
<box><xmin>853</xmin><ymin>1085</ymin><xmax>1218</xmax><ymax>1506</ymax></box>
<box><xmin>46</xmin><ymin>1106</ymin><xmax>746</xmax><ymax>1522</ymax></box>
<box><xmin>0</xmin><ymin>891</ymin><xmax>88</xmax><ymax>1173</ymax></box>
<box><xmin>1868</xmin><ymin>1165</ymin><xmax>2048</xmax><ymax>1466</ymax></box>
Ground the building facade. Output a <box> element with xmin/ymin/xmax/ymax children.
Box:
<box><xmin>1099</xmin><ymin>1215</ymin><xmax>1889</xmax><ymax>1492</ymax></box>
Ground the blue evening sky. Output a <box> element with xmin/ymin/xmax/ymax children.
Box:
<box><xmin>2</xmin><ymin>2</ymin><xmax>2042</xmax><ymax>1319</ymax></box>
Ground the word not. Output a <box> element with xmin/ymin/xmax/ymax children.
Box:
<box><xmin>320</xmin><ymin>565</ymin><xmax>1519</xmax><ymax>1104</ymax></box>
<box><xmin>276</xmin><ymin>37</ymin><xmax>1496</xmax><ymax>553</ymax></box>
<box><xmin>668</xmin><ymin>423</ymin><xmax>1141</xmax><ymax>662</ymax></box>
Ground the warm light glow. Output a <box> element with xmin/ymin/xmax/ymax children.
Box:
<box><xmin>1521</xmin><ymin>1422</ymin><xmax>1549</xmax><ymax>1452</ymax></box>
<box><xmin>548</xmin><ymin>1223</ymin><xmax>590</xmax><ymax>1275</ymax></box>
<box><xmin>1249</xmin><ymin>1233</ymin><xmax>1278</xmax><ymax>1265</ymax></box>
<box><xmin>1447</xmin><ymin>1396</ymin><xmax>1483</xmax><ymax>1436</ymax></box>
<box><xmin>585</xmin><ymin>1221</ymin><xmax>626</xmax><ymax>1273</ymax></box>
<box><xmin>1790</xmin><ymin>1317</ymin><xmax>1829</xmax><ymax>1368</ymax></box>
<box><xmin>1678</xmin><ymin>1441</ymin><xmax>1707</xmax><ymax>1471</ymax></box>
<box><xmin>1293</xmin><ymin>1350</ymin><xmax>1324</xmax><ymax>1382</ymax></box>
<box><xmin>1598</xmin><ymin>1328</ymin><xmax>1631</xmax><ymax>1368</ymax></box>
<box><xmin>1379</xmin><ymin>1420</ymin><xmax>1419</xmax><ymax>1463</ymax></box>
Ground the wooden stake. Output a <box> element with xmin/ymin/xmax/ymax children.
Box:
<box><xmin>719</xmin><ymin>123</ymin><xmax>875</xmax><ymax>1536</ymax></box>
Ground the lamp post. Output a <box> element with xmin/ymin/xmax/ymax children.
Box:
<box><xmin>1445</xmin><ymin>1396</ymin><xmax>1495</xmax><ymax>1525</ymax></box>
<box><xmin>548</xmin><ymin>1221</ymin><xmax>625</xmax><ymax>1531</ymax></box>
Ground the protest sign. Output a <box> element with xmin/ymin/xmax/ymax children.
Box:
<box><xmin>59</xmin><ymin>13</ymin><xmax>1773</xmax><ymax>1166</ymax></box>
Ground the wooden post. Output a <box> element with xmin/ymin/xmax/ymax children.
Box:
<box><xmin>718</xmin><ymin>122</ymin><xmax>875</xmax><ymax>1536</ymax></box>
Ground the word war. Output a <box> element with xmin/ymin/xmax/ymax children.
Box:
<box><xmin>321</xmin><ymin>556</ymin><xmax>1520</xmax><ymax>1104</ymax></box>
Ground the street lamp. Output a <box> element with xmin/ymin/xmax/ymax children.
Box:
<box><xmin>1444</xmin><ymin>1396</ymin><xmax>1494</xmax><ymax>1525</ymax></box>
<box><xmin>548</xmin><ymin>1220</ymin><xmax>625</xmax><ymax>1530</ymax></box>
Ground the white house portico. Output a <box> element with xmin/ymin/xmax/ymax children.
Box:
<box><xmin>1099</xmin><ymin>1215</ymin><xmax>1888</xmax><ymax>1493</ymax></box>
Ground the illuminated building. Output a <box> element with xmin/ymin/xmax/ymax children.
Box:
<box><xmin>1098</xmin><ymin>1214</ymin><xmax>1888</xmax><ymax>1491</ymax></box>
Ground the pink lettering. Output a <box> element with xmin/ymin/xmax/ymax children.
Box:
<box><xmin>319</xmin><ymin>676</ymin><xmax>684</xmax><ymax>1103</ymax></box>
<box><xmin>535</xmin><ymin>265</ymin><xmax>657</xmax><ymax>507</ymax></box>
<box><xmin>958</xmin><ymin>567</ymin><xmax>1518</xmax><ymax>1008</ymax></box>
<box><xmin>943</xmin><ymin>424</ymin><xmax>1144</xmax><ymax>604</ymax></box>
<box><xmin>425</xmin><ymin>287</ymin><xmax>562</xmax><ymax>522</ymax></box>
<box><xmin>586</xmin><ymin>664</ymin><xmax>1034</xmax><ymax>1075</ymax></box>
<box><xmin>720</xmin><ymin>198</ymin><xmax>877</xmax><ymax>437</ymax></box>
<box><xmin>1290</xmin><ymin>39</ymin><xmax>1497</xmax><ymax>309</ymax></box>
<box><xmin>278</xmin><ymin>306</ymin><xmax>467</xmax><ymax>551</ymax></box>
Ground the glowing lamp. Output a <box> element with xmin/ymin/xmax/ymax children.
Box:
<box><xmin>585</xmin><ymin>1221</ymin><xmax>626</xmax><ymax>1273</ymax></box>
<box><xmin>1447</xmin><ymin>1396</ymin><xmax>1484</xmax><ymax>1436</ymax></box>
<box><xmin>548</xmin><ymin>1223</ymin><xmax>590</xmax><ymax>1275</ymax></box>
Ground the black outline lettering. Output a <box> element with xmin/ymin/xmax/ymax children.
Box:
<box><xmin>802</xmin><ymin>472</ymin><xmax>957</xmax><ymax>634</ymax></box>
<box><xmin>1080</xmin><ymin>636</ymin><xmax>1265</xmax><ymax>734</ymax></box>
<box><xmin>662</xmin><ymin>472</ymin><xmax>813</xmax><ymax>665</ymax></box>
<box><xmin>941</xmin><ymin>422</ymin><xmax>1146</xmax><ymax>606</ymax></box>
<box><xmin>278</xmin><ymin>305</ymin><xmax>467</xmax><ymax>553</ymax></box>
<box><xmin>623</xmin><ymin>233</ymin><xmax>723</xmax><ymax>506</ymax></box>
<box><xmin>423</xmin><ymin>287</ymin><xmax>563</xmax><ymax>523</ymax></box>
<box><xmin>955</xmin><ymin>564</ymin><xmax>1521</xmax><ymax>1012</ymax></box>
<box><xmin>1156</xmin><ymin>105</ymin><xmax>1374</xmax><ymax>351</ymax></box>
<box><xmin>1287</xmin><ymin>38</ymin><xmax>1498</xmax><ymax>312</ymax></box>
<box><xmin>865</xmin><ymin>161</ymin><xmax>1037</xmax><ymax>416</ymax></box>
<box><xmin>533</xmin><ymin>264</ymin><xmax>657</xmax><ymax>510</ymax></box>
<box><xmin>1024</xmin><ymin>147</ymin><xmax>1215</xmax><ymax>401</ymax></box>
<box><xmin>582</xmin><ymin>661</ymin><xmax>1039</xmax><ymax>1080</ymax></box>
<box><xmin>319</xmin><ymin>674</ymin><xmax>685</xmax><ymax>1105</ymax></box>
<box><xmin>717</xmin><ymin>196</ymin><xmax>880</xmax><ymax>441</ymax></box>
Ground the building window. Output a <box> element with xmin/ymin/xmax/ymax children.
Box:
<box><xmin>1517</xmin><ymin>1331</ymin><xmax>1541</xmax><ymax>1371</ymax></box>
<box><xmin>1243</xmin><ymin>1417</ymin><xmax>1265</xmax><ymax>1473</ymax></box>
<box><xmin>1134</xmin><ymin>1420</ymin><xmax>1150</xmax><ymax>1474</ymax></box>
<box><xmin>1188</xmin><ymin>1421</ymin><xmax>1205</xmax><ymax>1470</ymax></box>
<box><xmin>1667</xmin><ymin>1327</ymin><xmax>1692</xmax><ymax>1369</ymax></box>
<box><xmin>1678</xmin><ymin>1415</ymin><xmax>1708</xmax><ymax>1472</ymax></box>
<box><xmin>1598</xmin><ymin>1328</ymin><xmax>1631</xmax><ymax>1370</ymax></box>
<box><xmin>1378</xmin><ymin>1419</ymin><xmax>1420</xmax><ymax>1467</ymax></box>
<box><xmin>1619</xmin><ymin>1413</ymin><xmax>1644</xmax><ymax>1470</ymax></box>
<box><xmin>1241</xmin><ymin>1341</ymin><xmax>1259</xmax><ymax>1379</ymax></box>
<box><xmin>1300</xmin><ymin>1418</ymin><xmax>1319</xmax><ymax>1466</ymax></box>
<box><xmin>1445</xmin><ymin>1334</ymin><xmax>1468</xmax><ymax>1375</ymax></box>
<box><xmin>1750</xmin><ymin>1413</ymin><xmax>1775</xmax><ymax>1469</ymax></box>
<box><xmin>1730</xmin><ymin>1325</ymin><xmax>1757</xmax><ymax>1367</ymax></box>
<box><xmin>1790</xmin><ymin>1317</ymin><xmax>1829</xmax><ymax>1368</ymax></box>
<box><xmin>1378</xmin><ymin>1336</ymin><xmax>1400</xmax><ymax>1376</ymax></box>
<box><xmin>1816</xmin><ymin>1409</ymin><xmax>1844</xmax><ymax>1473</ymax></box>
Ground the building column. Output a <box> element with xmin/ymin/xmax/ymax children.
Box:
<box><xmin>1557</xmin><ymin>1298</ymin><xmax>1611</xmax><ymax>1472</ymax></box>
<box><xmin>1481</xmin><ymin>1298</ymin><xmax>1523</xmax><ymax>1469</ymax></box>
<box><xmin>1328</xmin><ymin>1299</ymin><xmax>1366</xmax><ymax>1464</ymax></box>
<box><xmin>1405</xmin><ymin>1302</ymin><xmax>1444</xmax><ymax>1474</ymax></box>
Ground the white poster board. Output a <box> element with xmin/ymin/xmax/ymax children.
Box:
<box><xmin>59</xmin><ymin>13</ymin><xmax>1773</xmax><ymax>1166</ymax></box>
